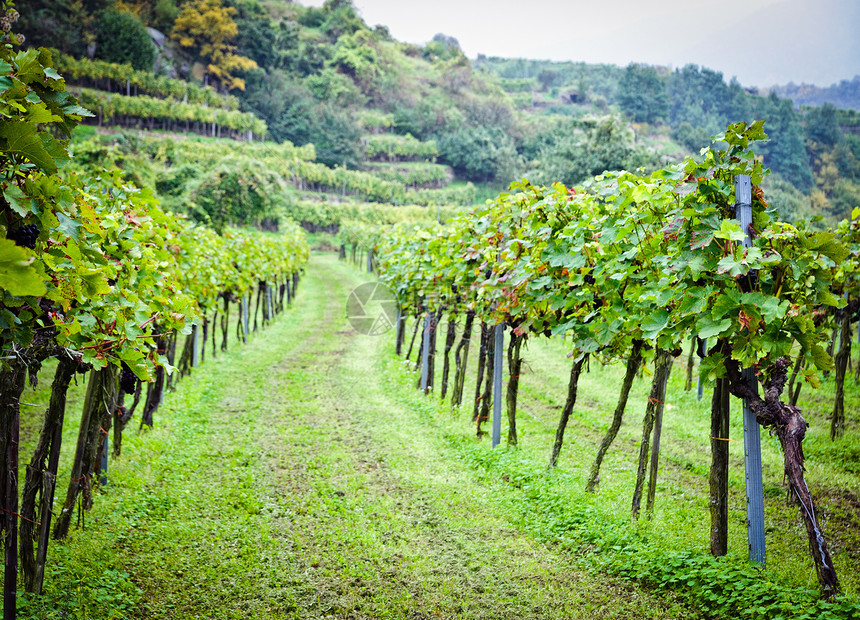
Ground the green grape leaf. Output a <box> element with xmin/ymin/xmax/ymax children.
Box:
<box><xmin>684</xmin><ymin>254</ymin><xmax>707</xmax><ymax>277</ymax></box>
<box><xmin>711</xmin><ymin>289</ymin><xmax>741</xmax><ymax>317</ymax></box>
<box><xmin>802</xmin><ymin>368</ymin><xmax>821</xmax><ymax>389</ymax></box>
<box><xmin>677</xmin><ymin>286</ymin><xmax>712</xmax><ymax>316</ymax></box>
<box><xmin>40</xmin><ymin>132</ymin><xmax>70</xmax><ymax>165</ymax></box>
<box><xmin>529</xmin><ymin>275</ymin><xmax>553</xmax><ymax>289</ymax></box>
<box><xmin>809</xmin><ymin>235</ymin><xmax>848</xmax><ymax>263</ymax></box>
<box><xmin>717</xmin><ymin>255</ymin><xmax>747</xmax><ymax>276</ymax></box>
<box><xmin>78</xmin><ymin>268</ymin><xmax>111</xmax><ymax>297</ymax></box>
<box><xmin>698</xmin><ymin>352</ymin><xmax>727</xmax><ymax>382</ymax></box>
<box><xmin>3</xmin><ymin>185</ymin><xmax>30</xmax><ymax>216</ymax></box>
<box><xmin>26</xmin><ymin>102</ymin><xmax>61</xmax><ymax>124</ymax></box>
<box><xmin>0</xmin><ymin>122</ymin><xmax>58</xmax><ymax>174</ymax></box>
<box><xmin>690</xmin><ymin>229</ymin><xmax>715</xmax><ymax>250</ymax></box>
<box><xmin>741</xmin><ymin>292</ymin><xmax>787</xmax><ymax>320</ymax></box>
<box><xmin>696</xmin><ymin>316</ymin><xmax>732</xmax><ymax>339</ymax></box>
<box><xmin>747</xmin><ymin>120</ymin><xmax>767</xmax><ymax>141</ymax></box>
<box><xmin>0</xmin><ymin>238</ymin><xmax>47</xmax><ymax>296</ymax></box>
<box><xmin>641</xmin><ymin>308</ymin><xmax>669</xmax><ymax>339</ymax></box>
<box><xmin>548</xmin><ymin>252</ymin><xmax>584</xmax><ymax>270</ymax></box>
<box><xmin>13</xmin><ymin>49</ymin><xmax>43</xmax><ymax>84</ymax></box>
<box><xmin>55</xmin><ymin>91</ymin><xmax>94</xmax><ymax>117</ymax></box>
<box><xmin>55</xmin><ymin>212</ymin><xmax>81</xmax><ymax>241</ymax></box>
<box><xmin>809</xmin><ymin>344</ymin><xmax>834</xmax><ymax>372</ymax></box>
<box><xmin>714</xmin><ymin>220</ymin><xmax>747</xmax><ymax>242</ymax></box>
<box><xmin>817</xmin><ymin>288</ymin><xmax>841</xmax><ymax>307</ymax></box>
<box><xmin>158</xmin><ymin>353</ymin><xmax>177</xmax><ymax>376</ymax></box>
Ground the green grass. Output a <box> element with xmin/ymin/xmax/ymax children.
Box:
<box><xmin>12</xmin><ymin>253</ymin><xmax>860</xmax><ymax>618</ymax></box>
<box><xmin>437</xmin><ymin>324</ymin><xmax>860</xmax><ymax>579</ymax></box>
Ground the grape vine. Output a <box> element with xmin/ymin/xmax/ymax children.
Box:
<box><xmin>371</xmin><ymin>121</ymin><xmax>851</xmax><ymax>597</ymax></box>
<box><xmin>0</xmin><ymin>37</ymin><xmax>308</xmax><ymax>618</ymax></box>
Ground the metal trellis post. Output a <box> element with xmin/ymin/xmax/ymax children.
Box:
<box><xmin>736</xmin><ymin>174</ymin><xmax>766</xmax><ymax>567</ymax></box>
<box><xmin>420</xmin><ymin>312</ymin><xmax>431</xmax><ymax>393</ymax></box>
<box><xmin>243</xmin><ymin>294</ymin><xmax>250</xmax><ymax>337</ymax></box>
<box><xmin>192</xmin><ymin>322</ymin><xmax>201</xmax><ymax>367</ymax></box>
<box><xmin>492</xmin><ymin>323</ymin><xmax>504</xmax><ymax>447</ymax></box>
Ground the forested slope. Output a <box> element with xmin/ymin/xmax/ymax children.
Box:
<box><xmin>20</xmin><ymin>0</ymin><xmax>860</xmax><ymax>224</ymax></box>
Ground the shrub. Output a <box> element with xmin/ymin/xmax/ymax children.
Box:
<box><xmin>96</xmin><ymin>10</ymin><xmax>155</xmax><ymax>71</ymax></box>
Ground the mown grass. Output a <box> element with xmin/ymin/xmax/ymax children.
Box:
<box><xmin>12</xmin><ymin>252</ymin><xmax>860</xmax><ymax>618</ymax></box>
<box><xmin>15</xmin><ymin>255</ymin><xmax>692</xmax><ymax>619</ymax></box>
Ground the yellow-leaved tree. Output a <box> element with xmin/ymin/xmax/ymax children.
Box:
<box><xmin>171</xmin><ymin>0</ymin><xmax>256</xmax><ymax>90</ymax></box>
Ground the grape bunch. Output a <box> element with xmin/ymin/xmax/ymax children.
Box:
<box><xmin>6</xmin><ymin>224</ymin><xmax>40</xmax><ymax>249</ymax></box>
<box><xmin>119</xmin><ymin>364</ymin><xmax>137</xmax><ymax>395</ymax></box>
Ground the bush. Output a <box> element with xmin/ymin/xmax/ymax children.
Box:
<box><xmin>96</xmin><ymin>10</ymin><xmax>155</xmax><ymax>71</ymax></box>
<box><xmin>191</xmin><ymin>157</ymin><xmax>287</xmax><ymax>231</ymax></box>
<box><xmin>672</xmin><ymin>122</ymin><xmax>712</xmax><ymax>152</ymax></box>
<box><xmin>526</xmin><ymin>116</ymin><xmax>656</xmax><ymax>187</ymax></box>
<box><xmin>618</xmin><ymin>63</ymin><xmax>667</xmax><ymax>124</ymax></box>
<box><xmin>436</xmin><ymin>125</ymin><xmax>520</xmax><ymax>183</ymax></box>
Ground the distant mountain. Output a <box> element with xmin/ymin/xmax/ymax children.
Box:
<box><xmin>770</xmin><ymin>76</ymin><xmax>860</xmax><ymax>111</ymax></box>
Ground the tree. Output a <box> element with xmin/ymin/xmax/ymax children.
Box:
<box><xmin>827</xmin><ymin>180</ymin><xmax>860</xmax><ymax>221</ymax></box>
<box><xmin>719</xmin><ymin>78</ymin><xmax>751</xmax><ymax>123</ymax></box>
<box><xmin>668</xmin><ymin>64</ymin><xmax>733</xmax><ymax>132</ymax></box>
<box><xmin>243</xmin><ymin>70</ymin><xmax>364</xmax><ymax>168</ymax></box>
<box><xmin>760</xmin><ymin>93</ymin><xmax>814</xmax><ymax>190</ymax></box>
<box><xmin>18</xmin><ymin>0</ymin><xmax>110</xmax><ymax>57</ymax></box>
<box><xmin>805</xmin><ymin>103</ymin><xmax>841</xmax><ymax>148</ymax></box>
<box><xmin>234</xmin><ymin>12</ymin><xmax>299</xmax><ymax>71</ymax></box>
<box><xmin>331</xmin><ymin>31</ymin><xmax>380</xmax><ymax>91</ymax></box>
<box><xmin>191</xmin><ymin>156</ymin><xmax>286</xmax><ymax>231</ymax></box>
<box><xmin>319</xmin><ymin>0</ymin><xmax>365</xmax><ymax>41</ymax></box>
<box><xmin>528</xmin><ymin>116</ymin><xmax>654</xmax><ymax>187</ymax></box>
<box><xmin>834</xmin><ymin>135</ymin><xmax>860</xmax><ymax>181</ymax></box>
<box><xmin>152</xmin><ymin>0</ymin><xmax>180</xmax><ymax>32</ymax></box>
<box><xmin>618</xmin><ymin>63</ymin><xmax>667</xmax><ymax>124</ymax></box>
<box><xmin>672</xmin><ymin>121</ymin><xmax>711</xmax><ymax>152</ymax></box>
<box><xmin>423</xmin><ymin>33</ymin><xmax>464</xmax><ymax>63</ymax></box>
<box><xmin>536</xmin><ymin>69</ymin><xmax>563</xmax><ymax>92</ymax></box>
<box><xmin>309</xmin><ymin>104</ymin><xmax>364</xmax><ymax>167</ymax></box>
<box><xmin>98</xmin><ymin>0</ymin><xmax>179</xmax><ymax>32</ymax></box>
<box><xmin>761</xmin><ymin>176</ymin><xmax>816</xmax><ymax>223</ymax></box>
<box><xmin>95</xmin><ymin>9</ymin><xmax>155</xmax><ymax>70</ymax></box>
<box><xmin>436</xmin><ymin>125</ymin><xmax>520</xmax><ymax>183</ymax></box>
<box><xmin>171</xmin><ymin>0</ymin><xmax>257</xmax><ymax>90</ymax></box>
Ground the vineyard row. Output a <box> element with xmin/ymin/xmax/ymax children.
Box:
<box><xmin>50</xmin><ymin>49</ymin><xmax>240</xmax><ymax>110</ymax></box>
<box><xmin>74</xmin><ymin>88</ymin><xmax>267</xmax><ymax>139</ymax></box>
<box><xmin>342</xmin><ymin>122</ymin><xmax>860</xmax><ymax>600</ymax></box>
<box><xmin>0</xmin><ymin>45</ymin><xmax>307</xmax><ymax>619</ymax></box>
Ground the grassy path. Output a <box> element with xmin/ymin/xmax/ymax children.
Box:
<box><xmin>26</xmin><ymin>253</ymin><xmax>696</xmax><ymax>619</ymax></box>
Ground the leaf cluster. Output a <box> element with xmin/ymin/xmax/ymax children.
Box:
<box><xmin>74</xmin><ymin>87</ymin><xmax>266</xmax><ymax>136</ymax></box>
<box><xmin>375</xmin><ymin>121</ymin><xmax>850</xmax><ymax>385</ymax></box>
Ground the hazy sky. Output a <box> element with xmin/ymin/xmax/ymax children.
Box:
<box><xmin>303</xmin><ymin>0</ymin><xmax>860</xmax><ymax>88</ymax></box>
